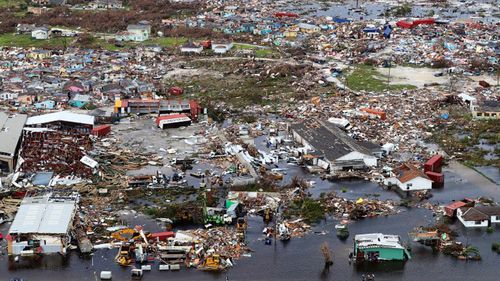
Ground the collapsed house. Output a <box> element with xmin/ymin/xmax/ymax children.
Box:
<box><xmin>7</xmin><ymin>193</ymin><xmax>78</xmax><ymax>255</ymax></box>
<box><xmin>290</xmin><ymin>119</ymin><xmax>381</xmax><ymax>173</ymax></box>
<box><xmin>0</xmin><ymin>113</ymin><xmax>27</xmax><ymax>173</ymax></box>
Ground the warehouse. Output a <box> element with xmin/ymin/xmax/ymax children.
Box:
<box><xmin>290</xmin><ymin>119</ymin><xmax>380</xmax><ymax>173</ymax></box>
<box><xmin>0</xmin><ymin>113</ymin><xmax>28</xmax><ymax>173</ymax></box>
<box><xmin>7</xmin><ymin>193</ymin><xmax>78</xmax><ymax>255</ymax></box>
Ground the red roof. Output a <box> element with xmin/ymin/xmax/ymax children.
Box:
<box><xmin>445</xmin><ymin>201</ymin><xmax>467</xmax><ymax>211</ymax></box>
<box><xmin>151</xmin><ymin>231</ymin><xmax>175</xmax><ymax>241</ymax></box>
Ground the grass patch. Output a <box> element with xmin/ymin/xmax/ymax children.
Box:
<box><xmin>148</xmin><ymin>36</ymin><xmax>188</xmax><ymax>48</ymax></box>
<box><xmin>0</xmin><ymin>33</ymin><xmax>70</xmax><ymax>48</ymax></box>
<box><xmin>0</xmin><ymin>0</ymin><xmax>24</xmax><ymax>8</ymax></box>
<box><xmin>255</xmin><ymin>48</ymin><xmax>274</xmax><ymax>58</ymax></box>
<box><xmin>346</xmin><ymin>65</ymin><xmax>417</xmax><ymax>92</ymax></box>
<box><xmin>428</xmin><ymin>106</ymin><xmax>500</xmax><ymax>168</ymax></box>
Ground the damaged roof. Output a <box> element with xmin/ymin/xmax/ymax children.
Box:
<box><xmin>0</xmin><ymin>112</ymin><xmax>28</xmax><ymax>156</ymax></box>
<box><xmin>290</xmin><ymin>119</ymin><xmax>376</xmax><ymax>161</ymax></box>
<box><xmin>26</xmin><ymin>111</ymin><xmax>95</xmax><ymax>126</ymax></box>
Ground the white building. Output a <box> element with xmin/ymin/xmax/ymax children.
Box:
<box><xmin>7</xmin><ymin>193</ymin><xmax>78</xmax><ymax>255</ymax></box>
<box><xmin>212</xmin><ymin>42</ymin><xmax>234</xmax><ymax>54</ymax></box>
<box><xmin>384</xmin><ymin>164</ymin><xmax>433</xmax><ymax>192</ymax></box>
<box><xmin>181</xmin><ymin>41</ymin><xmax>203</xmax><ymax>54</ymax></box>
<box><xmin>116</xmin><ymin>23</ymin><xmax>151</xmax><ymax>42</ymax></box>
<box><xmin>31</xmin><ymin>27</ymin><xmax>50</xmax><ymax>40</ymax></box>
<box><xmin>457</xmin><ymin>206</ymin><xmax>500</xmax><ymax>228</ymax></box>
<box><xmin>0</xmin><ymin>92</ymin><xmax>19</xmax><ymax>101</ymax></box>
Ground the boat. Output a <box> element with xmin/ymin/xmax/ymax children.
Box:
<box><xmin>278</xmin><ymin>223</ymin><xmax>291</xmax><ymax>241</ymax></box>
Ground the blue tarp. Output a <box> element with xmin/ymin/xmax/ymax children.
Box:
<box><xmin>384</xmin><ymin>26</ymin><xmax>392</xmax><ymax>38</ymax></box>
<box><xmin>332</xmin><ymin>18</ymin><xmax>351</xmax><ymax>23</ymax></box>
<box><xmin>363</xmin><ymin>28</ymin><xmax>379</xmax><ymax>33</ymax></box>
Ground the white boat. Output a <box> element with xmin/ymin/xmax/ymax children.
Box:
<box><xmin>335</xmin><ymin>224</ymin><xmax>347</xmax><ymax>229</ymax></box>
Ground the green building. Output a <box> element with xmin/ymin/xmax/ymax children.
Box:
<box><xmin>354</xmin><ymin>233</ymin><xmax>411</xmax><ymax>262</ymax></box>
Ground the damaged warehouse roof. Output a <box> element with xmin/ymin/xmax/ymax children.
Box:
<box><xmin>26</xmin><ymin>111</ymin><xmax>95</xmax><ymax>126</ymax></box>
<box><xmin>0</xmin><ymin>112</ymin><xmax>27</xmax><ymax>157</ymax></box>
<box><xmin>290</xmin><ymin>119</ymin><xmax>378</xmax><ymax>161</ymax></box>
<box><xmin>9</xmin><ymin>194</ymin><xmax>77</xmax><ymax>234</ymax></box>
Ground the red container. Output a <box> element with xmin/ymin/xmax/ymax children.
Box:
<box><xmin>91</xmin><ymin>124</ymin><xmax>111</xmax><ymax>137</ymax></box>
<box><xmin>274</xmin><ymin>12</ymin><xmax>299</xmax><ymax>18</ymax></box>
<box><xmin>200</xmin><ymin>40</ymin><xmax>212</xmax><ymax>49</ymax></box>
<box><xmin>169</xmin><ymin>86</ymin><xmax>184</xmax><ymax>96</ymax></box>
<box><xmin>150</xmin><ymin>231</ymin><xmax>175</xmax><ymax>241</ymax></box>
<box><xmin>413</xmin><ymin>18</ymin><xmax>435</xmax><ymax>26</ymax></box>
<box><xmin>425</xmin><ymin>171</ymin><xmax>444</xmax><ymax>188</ymax></box>
<box><xmin>396</xmin><ymin>21</ymin><xmax>414</xmax><ymax>29</ymax></box>
<box><xmin>360</xmin><ymin>108</ymin><xmax>387</xmax><ymax>120</ymax></box>
<box><xmin>424</xmin><ymin>155</ymin><xmax>443</xmax><ymax>173</ymax></box>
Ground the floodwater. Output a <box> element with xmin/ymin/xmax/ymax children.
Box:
<box><xmin>291</xmin><ymin>0</ymin><xmax>499</xmax><ymax>23</ymax></box>
<box><xmin>1</xmin><ymin>159</ymin><xmax>498</xmax><ymax>280</ymax></box>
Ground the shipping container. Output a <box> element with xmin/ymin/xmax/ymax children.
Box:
<box><xmin>91</xmin><ymin>124</ymin><xmax>111</xmax><ymax>137</ymax></box>
<box><xmin>425</xmin><ymin>171</ymin><xmax>444</xmax><ymax>188</ymax></box>
<box><xmin>274</xmin><ymin>12</ymin><xmax>299</xmax><ymax>18</ymax></box>
<box><xmin>396</xmin><ymin>21</ymin><xmax>414</xmax><ymax>29</ymax></box>
<box><xmin>413</xmin><ymin>18</ymin><xmax>435</xmax><ymax>26</ymax></box>
<box><xmin>424</xmin><ymin>155</ymin><xmax>443</xmax><ymax>173</ymax></box>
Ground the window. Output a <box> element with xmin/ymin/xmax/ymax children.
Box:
<box><xmin>477</xmin><ymin>113</ymin><xmax>482</xmax><ymax>117</ymax></box>
<box><xmin>496</xmin><ymin>216</ymin><xmax>500</xmax><ymax>220</ymax></box>
<box><xmin>475</xmin><ymin>221</ymin><xmax>483</xmax><ymax>225</ymax></box>
<box><xmin>484</xmin><ymin>113</ymin><xmax>490</xmax><ymax>117</ymax></box>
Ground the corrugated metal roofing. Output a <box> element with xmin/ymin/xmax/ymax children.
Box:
<box><xmin>26</xmin><ymin>111</ymin><xmax>94</xmax><ymax>126</ymax></box>
<box><xmin>0</xmin><ymin>112</ymin><xmax>28</xmax><ymax>155</ymax></box>
<box><xmin>9</xmin><ymin>195</ymin><xmax>76</xmax><ymax>234</ymax></box>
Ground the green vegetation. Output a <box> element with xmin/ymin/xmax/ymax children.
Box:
<box><xmin>388</xmin><ymin>3</ymin><xmax>413</xmax><ymax>16</ymax></box>
<box><xmin>428</xmin><ymin>106</ymin><xmax>500</xmax><ymax>168</ymax></box>
<box><xmin>487</xmin><ymin>227</ymin><xmax>495</xmax><ymax>233</ymax></box>
<box><xmin>0</xmin><ymin>0</ymin><xmax>24</xmax><ymax>8</ymax></box>
<box><xmin>346</xmin><ymin>65</ymin><xmax>417</xmax><ymax>92</ymax></box>
<box><xmin>492</xmin><ymin>242</ymin><xmax>500</xmax><ymax>254</ymax></box>
<box><xmin>284</xmin><ymin>198</ymin><xmax>324</xmax><ymax>223</ymax></box>
<box><xmin>148</xmin><ymin>36</ymin><xmax>188</xmax><ymax>48</ymax></box>
<box><xmin>234</xmin><ymin>43</ymin><xmax>276</xmax><ymax>58</ymax></box>
<box><xmin>255</xmin><ymin>48</ymin><xmax>274</xmax><ymax>58</ymax></box>
<box><xmin>0</xmin><ymin>33</ymin><xmax>70</xmax><ymax>48</ymax></box>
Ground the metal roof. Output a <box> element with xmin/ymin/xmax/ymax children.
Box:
<box><xmin>0</xmin><ymin>112</ymin><xmax>28</xmax><ymax>156</ymax></box>
<box><xmin>9</xmin><ymin>194</ymin><xmax>76</xmax><ymax>234</ymax></box>
<box><xmin>354</xmin><ymin>233</ymin><xmax>404</xmax><ymax>250</ymax></box>
<box><xmin>26</xmin><ymin>111</ymin><xmax>94</xmax><ymax>126</ymax></box>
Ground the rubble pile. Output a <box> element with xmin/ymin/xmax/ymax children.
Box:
<box><xmin>322</xmin><ymin>193</ymin><xmax>399</xmax><ymax>219</ymax></box>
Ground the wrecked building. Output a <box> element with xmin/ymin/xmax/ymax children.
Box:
<box><xmin>0</xmin><ymin>113</ymin><xmax>27</xmax><ymax>173</ymax></box>
<box><xmin>290</xmin><ymin>119</ymin><xmax>380</xmax><ymax>173</ymax></box>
